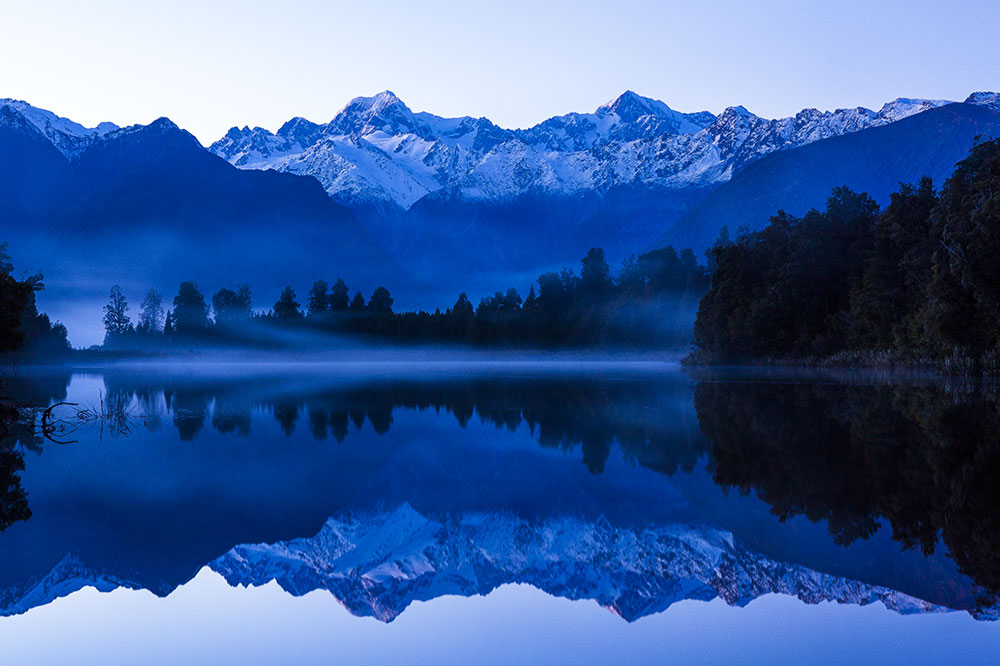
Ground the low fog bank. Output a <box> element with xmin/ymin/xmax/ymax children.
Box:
<box><xmin>71</xmin><ymin>346</ymin><xmax>688</xmax><ymax>375</ymax></box>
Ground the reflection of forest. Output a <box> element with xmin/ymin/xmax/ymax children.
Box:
<box><xmin>0</xmin><ymin>370</ymin><xmax>70</xmax><ymax>532</ymax></box>
<box><xmin>102</xmin><ymin>375</ymin><xmax>706</xmax><ymax>477</ymax></box>
<box><xmin>695</xmin><ymin>379</ymin><xmax>1000</xmax><ymax>601</ymax></box>
<box><xmin>5</xmin><ymin>369</ymin><xmax>1000</xmax><ymax>606</ymax></box>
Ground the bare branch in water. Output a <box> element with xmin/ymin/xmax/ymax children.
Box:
<box><xmin>1</xmin><ymin>393</ymin><xmax>145</xmax><ymax>446</ymax></box>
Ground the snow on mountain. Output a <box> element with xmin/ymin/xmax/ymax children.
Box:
<box><xmin>877</xmin><ymin>97</ymin><xmax>953</xmax><ymax>122</ymax></box>
<box><xmin>3</xmin><ymin>91</ymin><xmax>996</xmax><ymax>213</ymax></box>
<box><xmin>519</xmin><ymin>90</ymin><xmax>716</xmax><ymax>151</ymax></box>
<box><xmin>208</xmin><ymin>504</ymin><xmax>955</xmax><ymax>623</ymax></box>
<box><xmin>0</xmin><ymin>98</ymin><xmax>117</xmax><ymax>158</ymax></box>
<box><xmin>966</xmin><ymin>91</ymin><xmax>1000</xmax><ymax>114</ymax></box>
<box><xmin>210</xmin><ymin>91</ymin><xmax>511</xmax><ymax>209</ymax></box>
<box><xmin>209</xmin><ymin>91</ymin><xmax>990</xmax><ymax>211</ymax></box>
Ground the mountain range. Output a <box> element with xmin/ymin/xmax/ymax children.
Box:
<box><xmin>208</xmin><ymin>89</ymin><xmax>1000</xmax><ymax>296</ymax></box>
<box><xmin>2</xmin><ymin>90</ymin><xmax>999</xmax><ymax>342</ymax></box>
<box><xmin>208</xmin><ymin>90</ymin><xmax>973</xmax><ymax>212</ymax></box>
<box><xmin>661</xmin><ymin>99</ymin><xmax>1000</xmax><ymax>252</ymax></box>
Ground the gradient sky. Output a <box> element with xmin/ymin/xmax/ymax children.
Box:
<box><xmin>1</xmin><ymin>0</ymin><xmax>998</xmax><ymax>145</ymax></box>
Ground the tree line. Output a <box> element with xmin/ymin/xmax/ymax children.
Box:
<box><xmin>101</xmin><ymin>246</ymin><xmax>710</xmax><ymax>349</ymax></box>
<box><xmin>692</xmin><ymin>137</ymin><xmax>1000</xmax><ymax>371</ymax></box>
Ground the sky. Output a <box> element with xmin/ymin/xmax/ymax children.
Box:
<box><xmin>1</xmin><ymin>0</ymin><xmax>998</xmax><ymax>145</ymax></box>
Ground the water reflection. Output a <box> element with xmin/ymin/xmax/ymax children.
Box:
<box><xmin>100</xmin><ymin>371</ymin><xmax>706</xmax><ymax>476</ymax></box>
<box><xmin>695</xmin><ymin>375</ymin><xmax>1000</xmax><ymax>603</ymax></box>
<box><xmin>0</xmin><ymin>370</ymin><xmax>70</xmax><ymax>532</ymax></box>
<box><xmin>0</xmin><ymin>365</ymin><xmax>998</xmax><ymax>622</ymax></box>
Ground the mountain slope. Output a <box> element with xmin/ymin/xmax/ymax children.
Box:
<box><xmin>0</xmin><ymin>106</ymin><xmax>72</xmax><ymax>220</ymax></box>
<box><xmin>0</xmin><ymin>98</ymin><xmax>117</xmax><ymax>158</ymax></box>
<box><xmin>659</xmin><ymin>102</ymin><xmax>1000</xmax><ymax>253</ymax></box>
<box><xmin>0</xmin><ymin>111</ymin><xmax>409</xmax><ymax>345</ymax></box>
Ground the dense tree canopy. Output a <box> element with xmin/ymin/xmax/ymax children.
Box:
<box><xmin>693</xmin><ymin>138</ymin><xmax>1000</xmax><ymax>370</ymax></box>
<box><xmin>173</xmin><ymin>282</ymin><xmax>209</xmax><ymax>334</ymax></box>
<box><xmin>0</xmin><ymin>243</ymin><xmax>69</xmax><ymax>359</ymax></box>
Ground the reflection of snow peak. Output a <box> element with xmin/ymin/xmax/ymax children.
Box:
<box><xmin>206</xmin><ymin>91</ymin><xmax>983</xmax><ymax>210</ymax></box>
<box><xmin>210</xmin><ymin>504</ymin><xmax>946</xmax><ymax>623</ymax></box>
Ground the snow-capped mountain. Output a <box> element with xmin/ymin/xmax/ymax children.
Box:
<box><xmin>209</xmin><ymin>91</ymin><xmax>991</xmax><ymax>211</ymax></box>
<box><xmin>0</xmin><ymin>98</ymin><xmax>117</xmax><ymax>158</ymax></box>
<box><xmin>966</xmin><ymin>91</ymin><xmax>1000</xmax><ymax>113</ymax></box>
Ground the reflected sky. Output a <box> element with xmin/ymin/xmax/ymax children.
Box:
<box><xmin>2</xmin><ymin>573</ymin><xmax>998</xmax><ymax>666</ymax></box>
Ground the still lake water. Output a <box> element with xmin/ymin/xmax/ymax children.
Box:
<box><xmin>1</xmin><ymin>360</ymin><xmax>999</xmax><ymax>664</ymax></box>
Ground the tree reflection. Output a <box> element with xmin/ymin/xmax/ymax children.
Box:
<box><xmin>0</xmin><ymin>369</ymin><xmax>72</xmax><ymax>532</ymax></box>
<box><xmin>694</xmin><ymin>379</ymin><xmax>1000</xmax><ymax>601</ymax></box>
<box><xmin>101</xmin><ymin>375</ymin><xmax>704</xmax><ymax>478</ymax></box>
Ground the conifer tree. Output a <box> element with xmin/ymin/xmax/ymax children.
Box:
<box><xmin>102</xmin><ymin>285</ymin><xmax>131</xmax><ymax>339</ymax></box>
<box><xmin>307</xmin><ymin>280</ymin><xmax>329</xmax><ymax>316</ymax></box>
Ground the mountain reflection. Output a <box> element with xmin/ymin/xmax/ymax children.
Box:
<box><xmin>1</xmin><ymin>366</ymin><xmax>999</xmax><ymax>620</ymax></box>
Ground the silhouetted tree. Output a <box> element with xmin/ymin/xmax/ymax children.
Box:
<box><xmin>0</xmin><ymin>243</ymin><xmax>33</xmax><ymax>353</ymax></box>
<box><xmin>308</xmin><ymin>280</ymin><xmax>329</xmax><ymax>316</ymax></box>
<box><xmin>213</xmin><ymin>287</ymin><xmax>252</xmax><ymax>328</ymax></box>
<box><xmin>580</xmin><ymin>247</ymin><xmax>612</xmax><ymax>296</ymax></box>
<box><xmin>138</xmin><ymin>289</ymin><xmax>164</xmax><ymax>333</ymax></box>
<box><xmin>273</xmin><ymin>286</ymin><xmax>302</xmax><ymax>319</ymax></box>
<box><xmin>173</xmin><ymin>282</ymin><xmax>209</xmax><ymax>334</ymax></box>
<box><xmin>329</xmin><ymin>278</ymin><xmax>350</xmax><ymax>312</ymax></box>
<box><xmin>368</xmin><ymin>287</ymin><xmax>394</xmax><ymax>314</ymax></box>
<box><xmin>102</xmin><ymin>286</ymin><xmax>132</xmax><ymax>341</ymax></box>
<box><xmin>349</xmin><ymin>291</ymin><xmax>366</xmax><ymax>313</ymax></box>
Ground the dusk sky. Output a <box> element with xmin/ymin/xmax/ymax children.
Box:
<box><xmin>2</xmin><ymin>0</ymin><xmax>998</xmax><ymax>144</ymax></box>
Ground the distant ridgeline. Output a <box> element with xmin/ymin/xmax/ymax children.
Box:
<box><xmin>690</xmin><ymin>138</ymin><xmax>1000</xmax><ymax>372</ymax></box>
<box><xmin>98</xmin><ymin>246</ymin><xmax>709</xmax><ymax>350</ymax></box>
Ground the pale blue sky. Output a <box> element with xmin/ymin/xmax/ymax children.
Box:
<box><xmin>1</xmin><ymin>0</ymin><xmax>998</xmax><ymax>144</ymax></box>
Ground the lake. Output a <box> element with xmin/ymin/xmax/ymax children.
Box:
<box><xmin>1</xmin><ymin>360</ymin><xmax>998</xmax><ymax>664</ymax></box>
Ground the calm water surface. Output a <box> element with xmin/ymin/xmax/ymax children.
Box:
<box><xmin>1</xmin><ymin>361</ymin><xmax>998</xmax><ymax>664</ymax></box>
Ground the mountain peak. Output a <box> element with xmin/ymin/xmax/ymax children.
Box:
<box><xmin>965</xmin><ymin>91</ymin><xmax>1000</xmax><ymax>113</ymax></box>
<box><xmin>327</xmin><ymin>90</ymin><xmax>416</xmax><ymax>137</ymax></box>
<box><xmin>876</xmin><ymin>97</ymin><xmax>951</xmax><ymax>122</ymax></box>
<box><xmin>276</xmin><ymin>116</ymin><xmax>322</xmax><ymax>145</ymax></box>
<box><xmin>340</xmin><ymin>90</ymin><xmax>407</xmax><ymax>116</ymax></box>
<box><xmin>0</xmin><ymin>98</ymin><xmax>119</xmax><ymax>157</ymax></box>
<box><xmin>598</xmin><ymin>90</ymin><xmax>675</xmax><ymax>121</ymax></box>
<box><xmin>719</xmin><ymin>105</ymin><xmax>756</xmax><ymax>120</ymax></box>
<box><xmin>148</xmin><ymin>116</ymin><xmax>181</xmax><ymax>131</ymax></box>
<box><xmin>99</xmin><ymin>116</ymin><xmax>202</xmax><ymax>153</ymax></box>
